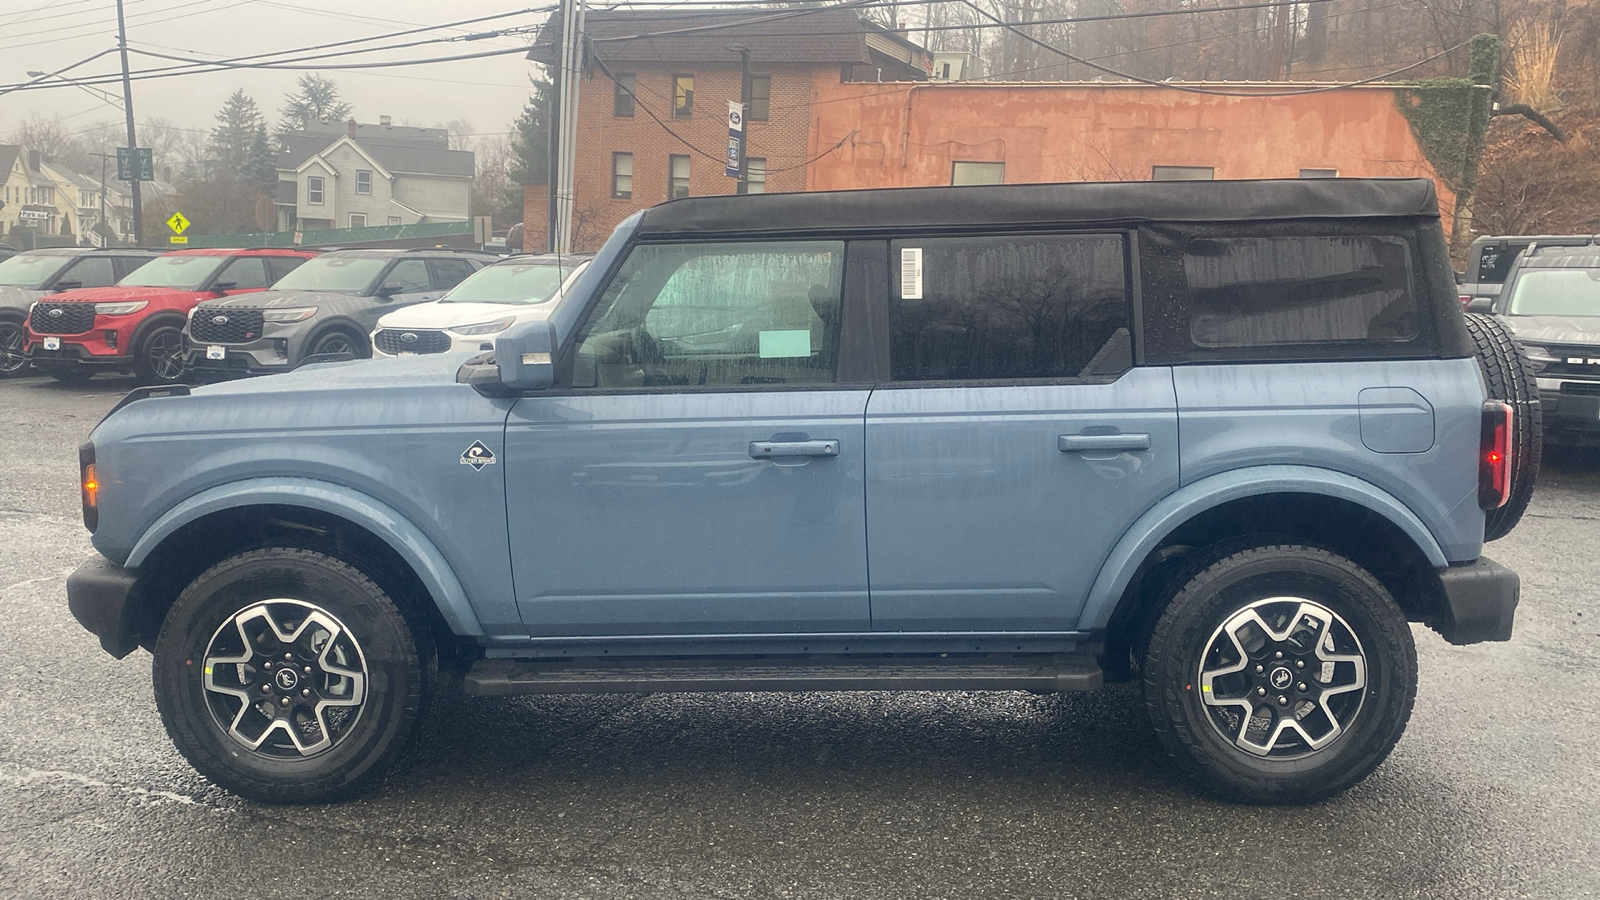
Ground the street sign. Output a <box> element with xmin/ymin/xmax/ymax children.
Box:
<box><xmin>726</xmin><ymin>101</ymin><xmax>744</xmax><ymax>179</ymax></box>
<box><xmin>166</xmin><ymin>211</ymin><xmax>190</xmax><ymax>235</ymax></box>
<box><xmin>116</xmin><ymin>147</ymin><xmax>154</xmax><ymax>182</ymax></box>
<box><xmin>169</xmin><ymin>236</ymin><xmax>188</xmax><ymax>245</ymax></box>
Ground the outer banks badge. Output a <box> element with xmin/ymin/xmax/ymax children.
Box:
<box><xmin>461</xmin><ymin>441</ymin><xmax>496</xmax><ymax>471</ymax></box>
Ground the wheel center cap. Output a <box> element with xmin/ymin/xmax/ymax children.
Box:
<box><xmin>1269</xmin><ymin>666</ymin><xmax>1294</xmax><ymax>690</ymax></box>
<box><xmin>274</xmin><ymin>667</ymin><xmax>300</xmax><ymax>691</ymax></box>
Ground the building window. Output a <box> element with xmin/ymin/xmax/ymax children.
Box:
<box><xmin>356</xmin><ymin>170</ymin><xmax>372</xmax><ymax>194</ymax></box>
<box><xmin>307</xmin><ymin>176</ymin><xmax>325</xmax><ymax>204</ymax></box>
<box><xmin>612</xmin><ymin>152</ymin><xmax>633</xmax><ymax>199</ymax></box>
<box><xmin>1299</xmin><ymin>168</ymin><xmax>1338</xmax><ymax>178</ymax></box>
<box><xmin>749</xmin><ymin>75</ymin><xmax>771</xmax><ymax>120</ymax></box>
<box><xmin>614</xmin><ymin>74</ymin><xmax>635</xmax><ymax>117</ymax></box>
<box><xmin>669</xmin><ymin>155</ymin><xmax>690</xmax><ymax>199</ymax></box>
<box><xmin>746</xmin><ymin>158</ymin><xmax>767</xmax><ymax>194</ymax></box>
<box><xmin>388</xmin><ymin>216</ymin><xmax>402</xmax><ymax>226</ymax></box>
<box><xmin>951</xmin><ymin>161</ymin><xmax>1005</xmax><ymax>185</ymax></box>
<box><xmin>1152</xmin><ymin>166</ymin><xmax>1214</xmax><ymax>181</ymax></box>
<box><xmin>349</xmin><ymin>213</ymin><xmax>367</xmax><ymax>228</ymax></box>
<box><xmin>673</xmin><ymin>75</ymin><xmax>694</xmax><ymax>118</ymax></box>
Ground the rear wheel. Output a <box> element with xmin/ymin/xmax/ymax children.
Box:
<box><xmin>1144</xmin><ymin>544</ymin><xmax>1416</xmax><ymax>805</ymax></box>
<box><xmin>0</xmin><ymin>319</ymin><xmax>27</xmax><ymax>376</ymax></box>
<box><xmin>1464</xmin><ymin>312</ymin><xmax>1540</xmax><ymax>541</ymax></box>
<box><xmin>153</xmin><ymin>548</ymin><xmax>434</xmax><ymax>803</ymax></box>
<box><xmin>135</xmin><ymin>323</ymin><xmax>187</xmax><ymax>385</ymax></box>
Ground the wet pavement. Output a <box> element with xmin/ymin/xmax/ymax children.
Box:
<box><xmin>1</xmin><ymin>372</ymin><xmax>1596</xmax><ymax>899</ymax></box>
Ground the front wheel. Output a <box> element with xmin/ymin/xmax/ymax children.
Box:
<box><xmin>153</xmin><ymin>548</ymin><xmax>433</xmax><ymax>803</ymax></box>
<box><xmin>1143</xmin><ymin>545</ymin><xmax>1416</xmax><ymax>805</ymax></box>
<box><xmin>0</xmin><ymin>319</ymin><xmax>27</xmax><ymax>376</ymax></box>
<box><xmin>135</xmin><ymin>323</ymin><xmax>187</xmax><ymax>384</ymax></box>
<box><xmin>307</xmin><ymin>330</ymin><xmax>365</xmax><ymax>360</ymax></box>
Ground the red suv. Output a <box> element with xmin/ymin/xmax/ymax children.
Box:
<box><xmin>25</xmin><ymin>248</ymin><xmax>316</xmax><ymax>384</ymax></box>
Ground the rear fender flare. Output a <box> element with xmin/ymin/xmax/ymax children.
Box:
<box><xmin>124</xmin><ymin>477</ymin><xmax>483</xmax><ymax>636</ymax></box>
<box><xmin>1079</xmin><ymin>465</ymin><xmax>1449</xmax><ymax>631</ymax></box>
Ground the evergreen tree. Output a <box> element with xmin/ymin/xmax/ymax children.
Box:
<box><xmin>507</xmin><ymin>78</ymin><xmax>553</xmax><ymax>186</ymax></box>
<box><xmin>242</xmin><ymin>125</ymin><xmax>278</xmax><ymax>195</ymax></box>
<box><xmin>207</xmin><ymin>89</ymin><xmax>268</xmax><ymax>176</ymax></box>
<box><xmin>276</xmin><ymin>74</ymin><xmax>353</xmax><ymax>142</ymax></box>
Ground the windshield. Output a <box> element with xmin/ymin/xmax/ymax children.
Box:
<box><xmin>269</xmin><ymin>256</ymin><xmax>388</xmax><ymax>293</ymax></box>
<box><xmin>119</xmin><ymin>255</ymin><xmax>228</xmax><ymax>290</ymax></box>
<box><xmin>0</xmin><ymin>254</ymin><xmax>71</xmax><ymax>288</ymax></box>
<box><xmin>440</xmin><ymin>259</ymin><xmax>587</xmax><ymax>305</ymax></box>
<box><xmin>1507</xmin><ymin>268</ymin><xmax>1600</xmax><ymax>317</ymax></box>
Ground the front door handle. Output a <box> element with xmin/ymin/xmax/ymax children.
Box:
<box><xmin>750</xmin><ymin>440</ymin><xmax>840</xmax><ymax>459</ymax></box>
<box><xmin>1058</xmin><ymin>433</ymin><xmax>1151</xmax><ymax>453</ymax></box>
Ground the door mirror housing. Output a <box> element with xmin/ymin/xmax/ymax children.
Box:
<box><xmin>1467</xmin><ymin>297</ymin><xmax>1495</xmax><ymax>313</ymax></box>
<box><xmin>50</xmin><ymin>280</ymin><xmax>82</xmax><ymax>292</ymax></box>
<box><xmin>211</xmin><ymin>280</ymin><xmax>237</xmax><ymax>294</ymax></box>
<box><xmin>494</xmin><ymin>319</ymin><xmax>557</xmax><ymax>391</ymax></box>
<box><xmin>376</xmin><ymin>283</ymin><xmax>402</xmax><ymax>298</ymax></box>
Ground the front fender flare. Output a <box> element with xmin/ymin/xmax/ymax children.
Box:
<box><xmin>1078</xmin><ymin>465</ymin><xmax>1450</xmax><ymax>631</ymax></box>
<box><xmin>124</xmin><ymin>477</ymin><xmax>483</xmax><ymax>637</ymax></box>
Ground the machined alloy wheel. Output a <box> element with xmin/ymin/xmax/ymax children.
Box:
<box><xmin>1144</xmin><ymin>544</ymin><xmax>1416</xmax><ymax>805</ymax></box>
<box><xmin>154</xmin><ymin>547</ymin><xmax>434</xmax><ymax>803</ymax></box>
<box><xmin>201</xmin><ymin>598</ymin><xmax>369</xmax><ymax>758</ymax></box>
<box><xmin>0</xmin><ymin>320</ymin><xmax>26</xmax><ymax>375</ymax></box>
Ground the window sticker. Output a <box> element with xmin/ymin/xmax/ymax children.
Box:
<box><xmin>759</xmin><ymin>329</ymin><xmax>811</xmax><ymax>358</ymax></box>
<box><xmin>900</xmin><ymin>247</ymin><xmax>923</xmax><ymax>299</ymax></box>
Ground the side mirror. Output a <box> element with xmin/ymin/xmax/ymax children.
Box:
<box><xmin>211</xmin><ymin>280</ymin><xmax>237</xmax><ymax>294</ymax></box>
<box><xmin>495</xmin><ymin>319</ymin><xmax>557</xmax><ymax>391</ymax></box>
<box><xmin>51</xmin><ymin>280</ymin><xmax>82</xmax><ymax>292</ymax></box>
<box><xmin>1467</xmin><ymin>298</ymin><xmax>1495</xmax><ymax>313</ymax></box>
<box><xmin>376</xmin><ymin>283</ymin><xmax>401</xmax><ymax>298</ymax></box>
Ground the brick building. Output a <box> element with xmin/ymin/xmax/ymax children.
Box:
<box><xmin>524</xmin><ymin>8</ymin><xmax>930</xmax><ymax>250</ymax></box>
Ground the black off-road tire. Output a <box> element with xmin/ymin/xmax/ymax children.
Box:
<box><xmin>153</xmin><ymin>548</ymin><xmax>435</xmax><ymax>803</ymax></box>
<box><xmin>1463</xmin><ymin>311</ymin><xmax>1541</xmax><ymax>541</ymax></box>
<box><xmin>1144</xmin><ymin>545</ymin><xmax>1417</xmax><ymax>805</ymax></box>
<box><xmin>134</xmin><ymin>322</ymin><xmax>188</xmax><ymax>385</ymax></box>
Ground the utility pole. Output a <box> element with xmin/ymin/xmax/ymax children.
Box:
<box><xmin>736</xmin><ymin>47</ymin><xmax>751</xmax><ymax>195</ymax></box>
<box><xmin>550</xmin><ymin>0</ymin><xmax>584</xmax><ymax>252</ymax></box>
<box><xmin>90</xmin><ymin>152</ymin><xmax>111</xmax><ymax>247</ymax></box>
<box><xmin>114</xmin><ymin>0</ymin><xmax>143</xmax><ymax>245</ymax></box>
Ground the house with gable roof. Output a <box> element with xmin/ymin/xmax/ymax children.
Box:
<box><xmin>273</xmin><ymin>118</ymin><xmax>475</xmax><ymax>233</ymax></box>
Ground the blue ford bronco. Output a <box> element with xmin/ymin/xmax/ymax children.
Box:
<box><xmin>66</xmin><ymin>178</ymin><xmax>1534</xmax><ymax>804</ymax></box>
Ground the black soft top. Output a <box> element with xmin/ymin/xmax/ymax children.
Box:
<box><xmin>637</xmin><ymin>177</ymin><xmax>1442</xmax><ymax>236</ymax></box>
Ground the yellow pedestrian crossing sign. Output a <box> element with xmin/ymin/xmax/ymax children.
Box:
<box><xmin>166</xmin><ymin>211</ymin><xmax>190</xmax><ymax>235</ymax></box>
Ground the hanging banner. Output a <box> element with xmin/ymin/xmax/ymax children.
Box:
<box><xmin>726</xmin><ymin>101</ymin><xmax>744</xmax><ymax>179</ymax></box>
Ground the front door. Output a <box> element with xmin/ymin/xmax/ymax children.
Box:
<box><xmin>504</xmin><ymin>239</ymin><xmax>871</xmax><ymax>636</ymax></box>
<box><xmin>865</xmin><ymin>233</ymin><xmax>1180</xmax><ymax>633</ymax></box>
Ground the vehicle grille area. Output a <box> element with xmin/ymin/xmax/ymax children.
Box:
<box><xmin>30</xmin><ymin>302</ymin><xmax>96</xmax><ymax>335</ymax></box>
<box><xmin>190</xmin><ymin>308</ymin><xmax>264</xmax><ymax>344</ymax></box>
<box><xmin>375</xmin><ymin>328</ymin><xmax>452</xmax><ymax>355</ymax></box>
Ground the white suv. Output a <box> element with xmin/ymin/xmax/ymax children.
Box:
<box><xmin>371</xmin><ymin>253</ymin><xmax>591</xmax><ymax>357</ymax></box>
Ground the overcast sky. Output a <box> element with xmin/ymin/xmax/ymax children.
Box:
<box><xmin>0</xmin><ymin>0</ymin><xmax>551</xmax><ymax>149</ymax></box>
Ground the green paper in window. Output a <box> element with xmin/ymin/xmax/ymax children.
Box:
<box><xmin>759</xmin><ymin>329</ymin><xmax>811</xmax><ymax>358</ymax></box>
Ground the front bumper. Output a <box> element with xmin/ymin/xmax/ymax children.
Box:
<box><xmin>184</xmin><ymin>340</ymin><xmax>291</xmax><ymax>376</ymax></box>
<box><xmin>26</xmin><ymin>340</ymin><xmax>128</xmax><ymax>368</ymax></box>
<box><xmin>1536</xmin><ymin>377</ymin><xmax>1600</xmax><ymax>435</ymax></box>
<box><xmin>66</xmin><ymin>555</ymin><xmax>143</xmax><ymax>658</ymax></box>
<box><xmin>1432</xmin><ymin>556</ymin><xmax>1519</xmax><ymax>645</ymax></box>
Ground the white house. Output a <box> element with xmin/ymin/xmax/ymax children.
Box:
<box><xmin>274</xmin><ymin>119</ymin><xmax>474</xmax><ymax>233</ymax></box>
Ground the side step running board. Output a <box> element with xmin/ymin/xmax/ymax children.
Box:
<box><xmin>463</xmin><ymin>654</ymin><xmax>1103</xmax><ymax>696</ymax></box>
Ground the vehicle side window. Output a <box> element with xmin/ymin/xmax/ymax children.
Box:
<box><xmin>570</xmin><ymin>240</ymin><xmax>845</xmax><ymax>389</ymax></box>
<box><xmin>59</xmin><ymin>256</ymin><xmax>117</xmax><ymax>288</ymax></box>
<box><xmin>382</xmin><ymin>259</ymin><xmax>432</xmax><ymax>294</ymax></box>
<box><xmin>1185</xmin><ymin>236</ymin><xmax>1417</xmax><ymax>347</ymax></box>
<box><xmin>267</xmin><ymin>257</ymin><xmax>307</xmax><ymax>283</ymax></box>
<box><xmin>429</xmin><ymin>259</ymin><xmax>475</xmax><ymax>291</ymax></box>
<box><xmin>216</xmin><ymin>257</ymin><xmax>269</xmax><ymax>290</ymax></box>
<box><xmin>889</xmin><ymin>234</ymin><xmax>1131</xmax><ymax>381</ymax></box>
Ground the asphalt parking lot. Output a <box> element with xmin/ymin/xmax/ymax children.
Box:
<box><xmin>1</xmin><ymin>371</ymin><xmax>1597</xmax><ymax>900</ymax></box>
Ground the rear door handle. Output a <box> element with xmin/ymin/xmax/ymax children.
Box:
<box><xmin>1058</xmin><ymin>433</ymin><xmax>1151</xmax><ymax>453</ymax></box>
<box><xmin>750</xmin><ymin>440</ymin><xmax>840</xmax><ymax>459</ymax></box>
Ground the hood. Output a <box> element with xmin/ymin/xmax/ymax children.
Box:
<box><xmin>191</xmin><ymin>352</ymin><xmax>470</xmax><ymax>397</ymax></box>
<box><xmin>377</xmin><ymin>300</ymin><xmax>551</xmax><ymax>330</ymax></box>
<box><xmin>44</xmin><ymin>285</ymin><xmax>199</xmax><ymax>303</ymax></box>
<box><xmin>0</xmin><ymin>284</ymin><xmax>44</xmax><ymax>311</ymax></box>
<box><xmin>200</xmin><ymin>290</ymin><xmax>357</xmax><ymax>310</ymax></box>
<box><xmin>1500</xmin><ymin>314</ymin><xmax>1600</xmax><ymax>348</ymax></box>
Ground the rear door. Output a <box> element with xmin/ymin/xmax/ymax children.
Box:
<box><xmin>503</xmin><ymin>238</ymin><xmax>872</xmax><ymax>636</ymax></box>
<box><xmin>864</xmin><ymin>233</ymin><xmax>1180</xmax><ymax>633</ymax></box>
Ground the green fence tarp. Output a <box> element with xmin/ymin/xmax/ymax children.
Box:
<box><xmin>179</xmin><ymin>220</ymin><xmax>473</xmax><ymax>249</ymax></box>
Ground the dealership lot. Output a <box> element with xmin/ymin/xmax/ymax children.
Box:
<box><xmin>1</xmin><ymin>372</ymin><xmax>1596</xmax><ymax>899</ymax></box>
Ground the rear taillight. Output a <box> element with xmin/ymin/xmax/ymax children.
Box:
<box><xmin>79</xmin><ymin>441</ymin><xmax>98</xmax><ymax>533</ymax></box>
<box><xmin>1479</xmin><ymin>401</ymin><xmax>1513</xmax><ymax>510</ymax></box>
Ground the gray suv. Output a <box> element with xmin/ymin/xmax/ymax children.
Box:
<box><xmin>0</xmin><ymin>247</ymin><xmax>159</xmax><ymax>375</ymax></box>
<box><xmin>183</xmin><ymin>248</ymin><xmax>494</xmax><ymax>375</ymax></box>
<box><xmin>66</xmin><ymin>178</ymin><xmax>1532</xmax><ymax>806</ymax></box>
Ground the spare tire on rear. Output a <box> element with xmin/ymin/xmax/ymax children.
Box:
<box><xmin>1463</xmin><ymin>312</ymin><xmax>1540</xmax><ymax>541</ymax></box>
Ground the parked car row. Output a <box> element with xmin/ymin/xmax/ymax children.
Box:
<box><xmin>0</xmin><ymin>244</ymin><xmax>590</xmax><ymax>384</ymax></box>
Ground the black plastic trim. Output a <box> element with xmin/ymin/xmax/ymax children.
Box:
<box><xmin>1432</xmin><ymin>556</ymin><xmax>1519</xmax><ymax>645</ymax></box>
<box><xmin>66</xmin><ymin>556</ymin><xmax>141</xmax><ymax>659</ymax></box>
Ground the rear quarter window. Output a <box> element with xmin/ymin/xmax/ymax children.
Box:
<box><xmin>1184</xmin><ymin>235</ymin><xmax>1418</xmax><ymax>347</ymax></box>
